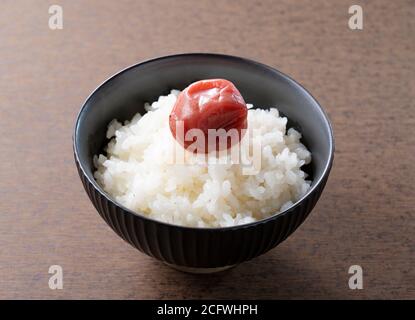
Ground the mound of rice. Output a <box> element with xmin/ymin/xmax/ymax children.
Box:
<box><xmin>94</xmin><ymin>90</ymin><xmax>311</xmax><ymax>228</ymax></box>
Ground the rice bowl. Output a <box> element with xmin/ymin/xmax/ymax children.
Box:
<box><xmin>74</xmin><ymin>53</ymin><xmax>334</xmax><ymax>270</ymax></box>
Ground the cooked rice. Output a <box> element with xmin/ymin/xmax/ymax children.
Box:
<box><xmin>94</xmin><ymin>90</ymin><xmax>311</xmax><ymax>227</ymax></box>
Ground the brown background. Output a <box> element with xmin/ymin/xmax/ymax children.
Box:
<box><xmin>0</xmin><ymin>0</ymin><xmax>414</xmax><ymax>299</ymax></box>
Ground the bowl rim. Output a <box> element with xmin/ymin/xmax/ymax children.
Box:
<box><xmin>73</xmin><ymin>52</ymin><xmax>335</xmax><ymax>232</ymax></box>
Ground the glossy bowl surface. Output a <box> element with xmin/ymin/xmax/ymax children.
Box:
<box><xmin>74</xmin><ymin>53</ymin><xmax>334</xmax><ymax>269</ymax></box>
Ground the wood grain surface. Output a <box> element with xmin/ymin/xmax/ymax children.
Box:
<box><xmin>0</xmin><ymin>0</ymin><xmax>414</xmax><ymax>299</ymax></box>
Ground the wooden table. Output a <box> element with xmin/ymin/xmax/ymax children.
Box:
<box><xmin>1</xmin><ymin>0</ymin><xmax>414</xmax><ymax>299</ymax></box>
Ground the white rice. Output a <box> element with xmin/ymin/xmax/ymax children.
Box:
<box><xmin>94</xmin><ymin>90</ymin><xmax>311</xmax><ymax>228</ymax></box>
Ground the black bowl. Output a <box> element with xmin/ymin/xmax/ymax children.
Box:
<box><xmin>73</xmin><ymin>53</ymin><xmax>334</xmax><ymax>273</ymax></box>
